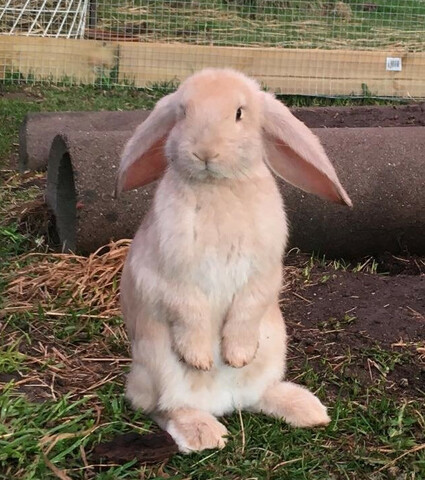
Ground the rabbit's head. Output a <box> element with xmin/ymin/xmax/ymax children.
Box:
<box><xmin>116</xmin><ymin>69</ymin><xmax>351</xmax><ymax>206</ymax></box>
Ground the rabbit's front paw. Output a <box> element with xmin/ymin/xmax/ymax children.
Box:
<box><xmin>221</xmin><ymin>324</ymin><xmax>259</xmax><ymax>368</ymax></box>
<box><xmin>178</xmin><ymin>347</ymin><xmax>213</xmax><ymax>371</ymax></box>
<box><xmin>173</xmin><ymin>328</ymin><xmax>214</xmax><ymax>371</ymax></box>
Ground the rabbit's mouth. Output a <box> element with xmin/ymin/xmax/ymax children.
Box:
<box><xmin>185</xmin><ymin>154</ymin><xmax>229</xmax><ymax>180</ymax></box>
<box><xmin>196</xmin><ymin>165</ymin><xmax>226</xmax><ymax>180</ymax></box>
<box><xmin>203</xmin><ymin>161</ymin><xmax>221</xmax><ymax>176</ymax></box>
<box><xmin>191</xmin><ymin>152</ymin><xmax>222</xmax><ymax>176</ymax></box>
<box><xmin>173</xmin><ymin>149</ymin><xmax>251</xmax><ymax>182</ymax></box>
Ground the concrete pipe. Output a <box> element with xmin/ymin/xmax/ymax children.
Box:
<box><xmin>288</xmin><ymin>127</ymin><xmax>425</xmax><ymax>257</ymax></box>
<box><xmin>46</xmin><ymin>127</ymin><xmax>425</xmax><ymax>257</ymax></box>
<box><xmin>19</xmin><ymin>110</ymin><xmax>150</xmax><ymax>172</ymax></box>
<box><xmin>20</xmin><ymin>103</ymin><xmax>425</xmax><ymax>171</ymax></box>
<box><xmin>46</xmin><ymin>130</ymin><xmax>154</xmax><ymax>254</ymax></box>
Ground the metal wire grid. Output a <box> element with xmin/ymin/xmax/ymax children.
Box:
<box><xmin>56</xmin><ymin>0</ymin><xmax>425</xmax><ymax>50</ymax></box>
<box><xmin>0</xmin><ymin>1</ymin><xmax>424</xmax><ymax>94</ymax></box>
<box><xmin>0</xmin><ymin>0</ymin><xmax>90</xmax><ymax>38</ymax></box>
<box><xmin>1</xmin><ymin>1</ymin><xmax>424</xmax><ymax>48</ymax></box>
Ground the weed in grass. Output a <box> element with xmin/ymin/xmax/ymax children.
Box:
<box><xmin>318</xmin><ymin>314</ymin><xmax>357</xmax><ymax>331</ymax></box>
<box><xmin>299</xmin><ymin>252</ymin><xmax>387</xmax><ymax>284</ymax></box>
<box><xmin>0</xmin><ymin>340</ymin><xmax>27</xmax><ymax>375</ymax></box>
<box><xmin>301</xmin><ymin>253</ymin><xmax>353</xmax><ymax>282</ymax></box>
<box><xmin>0</xmin><ymin>225</ymin><xmax>32</xmax><ymax>294</ymax></box>
<box><xmin>364</xmin><ymin>346</ymin><xmax>406</xmax><ymax>376</ymax></box>
<box><xmin>0</xmin><ymin>225</ymin><xmax>29</xmax><ymax>257</ymax></box>
<box><xmin>353</xmin><ymin>257</ymin><xmax>380</xmax><ymax>274</ymax></box>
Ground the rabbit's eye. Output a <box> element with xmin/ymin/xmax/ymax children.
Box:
<box><xmin>180</xmin><ymin>105</ymin><xmax>186</xmax><ymax>117</ymax></box>
<box><xmin>236</xmin><ymin>107</ymin><xmax>243</xmax><ymax>121</ymax></box>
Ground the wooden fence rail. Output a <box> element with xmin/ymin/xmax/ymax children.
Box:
<box><xmin>1</xmin><ymin>36</ymin><xmax>424</xmax><ymax>97</ymax></box>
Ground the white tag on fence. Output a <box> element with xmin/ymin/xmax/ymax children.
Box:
<box><xmin>386</xmin><ymin>57</ymin><xmax>402</xmax><ymax>71</ymax></box>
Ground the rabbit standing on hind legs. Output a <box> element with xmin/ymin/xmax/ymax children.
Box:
<box><xmin>116</xmin><ymin>69</ymin><xmax>352</xmax><ymax>453</ymax></box>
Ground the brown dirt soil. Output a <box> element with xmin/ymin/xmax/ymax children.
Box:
<box><xmin>292</xmin><ymin>103</ymin><xmax>425</xmax><ymax>128</ymax></box>
<box><xmin>282</xmin><ymin>255</ymin><xmax>425</xmax><ymax>398</ymax></box>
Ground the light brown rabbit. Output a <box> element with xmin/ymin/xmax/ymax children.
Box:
<box><xmin>116</xmin><ymin>68</ymin><xmax>351</xmax><ymax>453</ymax></box>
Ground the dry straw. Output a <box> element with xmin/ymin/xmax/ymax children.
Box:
<box><xmin>5</xmin><ymin>239</ymin><xmax>131</xmax><ymax>318</ymax></box>
<box><xmin>1</xmin><ymin>241</ymin><xmax>132</xmax><ymax>408</ymax></box>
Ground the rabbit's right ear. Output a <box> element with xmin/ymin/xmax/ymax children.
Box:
<box><xmin>115</xmin><ymin>92</ymin><xmax>178</xmax><ymax>195</ymax></box>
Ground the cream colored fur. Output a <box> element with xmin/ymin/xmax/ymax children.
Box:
<box><xmin>118</xmin><ymin>69</ymin><xmax>350</xmax><ymax>453</ymax></box>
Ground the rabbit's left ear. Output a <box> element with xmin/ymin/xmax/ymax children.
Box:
<box><xmin>261</xmin><ymin>92</ymin><xmax>352</xmax><ymax>206</ymax></box>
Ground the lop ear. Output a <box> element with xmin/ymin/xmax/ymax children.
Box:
<box><xmin>115</xmin><ymin>92</ymin><xmax>178</xmax><ymax>195</ymax></box>
<box><xmin>261</xmin><ymin>92</ymin><xmax>352</xmax><ymax>206</ymax></box>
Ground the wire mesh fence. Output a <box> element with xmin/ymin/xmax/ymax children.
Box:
<box><xmin>1</xmin><ymin>1</ymin><xmax>425</xmax><ymax>97</ymax></box>
<box><xmin>0</xmin><ymin>0</ymin><xmax>90</xmax><ymax>38</ymax></box>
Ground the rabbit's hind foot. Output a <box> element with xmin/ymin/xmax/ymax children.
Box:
<box><xmin>155</xmin><ymin>408</ymin><xmax>228</xmax><ymax>453</ymax></box>
<box><xmin>252</xmin><ymin>381</ymin><xmax>331</xmax><ymax>428</ymax></box>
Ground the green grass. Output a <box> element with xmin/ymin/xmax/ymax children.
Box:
<box><xmin>1</xmin><ymin>309</ymin><xmax>424</xmax><ymax>480</ymax></box>
<box><xmin>1</xmin><ymin>83</ymin><xmax>424</xmax><ymax>479</ymax></box>
<box><xmin>298</xmin><ymin>251</ymin><xmax>384</xmax><ymax>283</ymax></box>
<box><xmin>2</xmin><ymin>0</ymin><xmax>424</xmax><ymax>52</ymax></box>
<box><xmin>0</xmin><ymin>82</ymin><xmax>177</xmax><ymax>165</ymax></box>
<box><xmin>93</xmin><ymin>0</ymin><xmax>425</xmax><ymax>51</ymax></box>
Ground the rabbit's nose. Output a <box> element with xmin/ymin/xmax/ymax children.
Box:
<box><xmin>192</xmin><ymin>149</ymin><xmax>219</xmax><ymax>164</ymax></box>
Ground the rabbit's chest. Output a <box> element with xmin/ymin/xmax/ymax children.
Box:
<box><xmin>167</xmin><ymin>200</ymin><xmax>276</xmax><ymax>298</ymax></box>
<box><xmin>155</xmin><ymin>175</ymin><xmax>286</xmax><ymax>298</ymax></box>
<box><xmin>191</xmin><ymin>235</ymin><xmax>253</xmax><ymax>299</ymax></box>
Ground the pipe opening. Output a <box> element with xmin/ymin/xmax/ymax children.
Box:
<box><xmin>54</xmin><ymin>151</ymin><xmax>77</xmax><ymax>252</ymax></box>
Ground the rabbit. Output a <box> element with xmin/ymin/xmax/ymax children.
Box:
<box><xmin>116</xmin><ymin>68</ymin><xmax>352</xmax><ymax>453</ymax></box>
